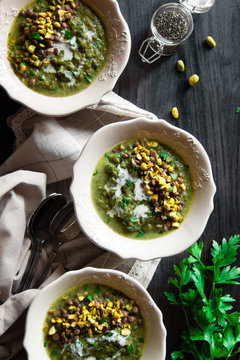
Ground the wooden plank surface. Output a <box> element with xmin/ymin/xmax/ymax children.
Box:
<box><xmin>0</xmin><ymin>0</ymin><xmax>240</xmax><ymax>358</ymax></box>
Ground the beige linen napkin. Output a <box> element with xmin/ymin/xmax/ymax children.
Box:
<box><xmin>0</xmin><ymin>92</ymin><xmax>161</xmax><ymax>359</ymax></box>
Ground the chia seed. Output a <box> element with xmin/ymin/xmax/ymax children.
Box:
<box><xmin>155</xmin><ymin>10</ymin><xmax>188</xmax><ymax>41</ymax></box>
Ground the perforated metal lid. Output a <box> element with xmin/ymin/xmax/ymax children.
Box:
<box><xmin>179</xmin><ymin>0</ymin><xmax>215</xmax><ymax>13</ymax></box>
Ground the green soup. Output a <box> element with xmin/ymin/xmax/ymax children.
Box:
<box><xmin>91</xmin><ymin>138</ymin><xmax>193</xmax><ymax>240</ymax></box>
<box><xmin>8</xmin><ymin>0</ymin><xmax>108</xmax><ymax>97</ymax></box>
<box><xmin>43</xmin><ymin>283</ymin><xmax>145</xmax><ymax>360</ymax></box>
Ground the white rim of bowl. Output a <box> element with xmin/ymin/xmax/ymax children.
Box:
<box><xmin>70</xmin><ymin>117</ymin><xmax>216</xmax><ymax>260</ymax></box>
<box><xmin>23</xmin><ymin>267</ymin><xmax>167</xmax><ymax>360</ymax></box>
<box><xmin>0</xmin><ymin>0</ymin><xmax>131</xmax><ymax>116</ymax></box>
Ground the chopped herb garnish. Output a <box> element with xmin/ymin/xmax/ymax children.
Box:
<box><xmin>50</xmin><ymin>350</ymin><xmax>57</xmax><ymax>356</ymax></box>
<box><xmin>160</xmin><ymin>151</ymin><xmax>167</xmax><ymax>160</ymax></box>
<box><xmin>29</xmin><ymin>69</ymin><xmax>34</xmax><ymax>76</ymax></box>
<box><xmin>134</xmin><ymin>165</ymin><xmax>139</xmax><ymax>171</ymax></box>
<box><xmin>29</xmin><ymin>32</ymin><xmax>41</xmax><ymax>40</ymax></box>
<box><xmin>122</xmin><ymin>197</ymin><xmax>129</xmax><ymax>204</ymax></box>
<box><xmin>51</xmin><ymin>88</ymin><xmax>57</xmax><ymax>92</ymax></box>
<box><xmin>93</xmin><ymin>41</ymin><xmax>98</xmax><ymax>47</ymax></box>
<box><xmin>105</xmin><ymin>216</ymin><xmax>111</xmax><ymax>224</ymax></box>
<box><xmin>127</xmin><ymin>345</ymin><xmax>134</xmax><ymax>354</ymax></box>
<box><xmin>83</xmin><ymin>284</ymin><xmax>88</xmax><ymax>291</ymax></box>
<box><xmin>147</xmin><ymin>212</ymin><xmax>153</xmax><ymax>217</ymax></box>
<box><xmin>236</xmin><ymin>107</ymin><xmax>240</xmax><ymax>113</ymax></box>
<box><xmin>44</xmin><ymin>341</ymin><xmax>47</xmax><ymax>347</ymax></box>
<box><xmin>64</xmin><ymin>29</ymin><xmax>72</xmax><ymax>39</ymax></box>
<box><xmin>86</xmin><ymin>294</ymin><xmax>93</xmax><ymax>301</ymax></box>
<box><xmin>130</xmin><ymin>217</ymin><xmax>136</xmax><ymax>222</ymax></box>
<box><xmin>100</xmin><ymin>318</ymin><xmax>106</xmax><ymax>324</ymax></box>
<box><xmin>88</xmin><ymin>343</ymin><xmax>95</xmax><ymax>347</ymax></box>
<box><xmin>105</xmin><ymin>153</ymin><xmax>110</xmax><ymax>158</ymax></box>
<box><xmin>95</xmin><ymin>285</ymin><xmax>101</xmax><ymax>294</ymax></box>
<box><xmin>138</xmin><ymin>337</ymin><xmax>144</xmax><ymax>343</ymax></box>
<box><xmin>169</xmin><ymin>186</ymin><xmax>174</xmax><ymax>192</ymax></box>
<box><xmin>139</xmin><ymin>200</ymin><xmax>144</xmax><ymax>205</ymax></box>
<box><xmin>40</xmin><ymin>75</ymin><xmax>46</xmax><ymax>81</ymax></box>
<box><xmin>85</xmin><ymin>73</ymin><xmax>93</xmax><ymax>83</ymax></box>
<box><xmin>93</xmin><ymin>170</ymin><xmax>98</xmax><ymax>176</ymax></box>
<box><xmin>115</xmin><ymin>163</ymin><xmax>120</xmax><ymax>168</ymax></box>
<box><xmin>126</xmin><ymin>180</ymin><xmax>132</xmax><ymax>187</ymax></box>
<box><xmin>170</xmin><ymin>173</ymin><xmax>177</xmax><ymax>180</ymax></box>
<box><xmin>77</xmin><ymin>21</ymin><xmax>84</xmax><ymax>25</ymax></box>
<box><xmin>106</xmin><ymin>332</ymin><xmax>113</xmax><ymax>337</ymax></box>
<box><xmin>118</xmin><ymin>201</ymin><xmax>125</xmax><ymax>209</ymax></box>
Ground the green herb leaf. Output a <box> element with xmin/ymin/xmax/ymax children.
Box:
<box><xmin>64</xmin><ymin>29</ymin><xmax>72</xmax><ymax>39</ymax></box>
<box><xmin>126</xmin><ymin>180</ymin><xmax>132</xmax><ymax>187</ymax></box>
<box><xmin>93</xmin><ymin>169</ymin><xmax>98</xmax><ymax>176</ymax></box>
<box><xmin>170</xmin><ymin>173</ymin><xmax>177</xmax><ymax>180</ymax></box>
<box><xmin>127</xmin><ymin>345</ymin><xmax>134</xmax><ymax>354</ymax></box>
<box><xmin>160</xmin><ymin>151</ymin><xmax>167</xmax><ymax>160</ymax></box>
<box><xmin>29</xmin><ymin>32</ymin><xmax>41</xmax><ymax>40</ymax></box>
<box><xmin>85</xmin><ymin>73</ymin><xmax>93</xmax><ymax>83</ymax></box>
<box><xmin>95</xmin><ymin>285</ymin><xmax>100</xmax><ymax>294</ymax></box>
<box><xmin>166</xmin><ymin>235</ymin><xmax>240</xmax><ymax>360</ymax></box>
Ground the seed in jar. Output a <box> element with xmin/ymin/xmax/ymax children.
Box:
<box><xmin>155</xmin><ymin>10</ymin><xmax>188</xmax><ymax>41</ymax></box>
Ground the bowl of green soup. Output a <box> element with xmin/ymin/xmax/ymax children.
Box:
<box><xmin>70</xmin><ymin>117</ymin><xmax>216</xmax><ymax>260</ymax></box>
<box><xmin>24</xmin><ymin>267</ymin><xmax>167</xmax><ymax>360</ymax></box>
<box><xmin>0</xmin><ymin>0</ymin><xmax>131</xmax><ymax>115</ymax></box>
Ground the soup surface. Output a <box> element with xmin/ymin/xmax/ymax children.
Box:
<box><xmin>91</xmin><ymin>138</ymin><xmax>193</xmax><ymax>240</ymax></box>
<box><xmin>8</xmin><ymin>0</ymin><xmax>108</xmax><ymax>97</ymax></box>
<box><xmin>43</xmin><ymin>283</ymin><xmax>145</xmax><ymax>359</ymax></box>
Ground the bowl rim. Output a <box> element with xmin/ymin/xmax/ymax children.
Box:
<box><xmin>0</xmin><ymin>0</ymin><xmax>131</xmax><ymax>116</ymax></box>
<box><xmin>70</xmin><ymin>117</ymin><xmax>216</xmax><ymax>260</ymax></box>
<box><xmin>23</xmin><ymin>267</ymin><xmax>167</xmax><ymax>360</ymax></box>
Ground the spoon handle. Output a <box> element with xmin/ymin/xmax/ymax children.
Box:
<box><xmin>14</xmin><ymin>239</ymin><xmax>38</xmax><ymax>293</ymax></box>
<box><xmin>33</xmin><ymin>248</ymin><xmax>58</xmax><ymax>289</ymax></box>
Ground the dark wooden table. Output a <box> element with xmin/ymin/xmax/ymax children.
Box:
<box><xmin>1</xmin><ymin>0</ymin><xmax>240</xmax><ymax>359</ymax></box>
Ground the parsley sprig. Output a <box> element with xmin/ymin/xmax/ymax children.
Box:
<box><xmin>165</xmin><ymin>235</ymin><xmax>240</xmax><ymax>360</ymax></box>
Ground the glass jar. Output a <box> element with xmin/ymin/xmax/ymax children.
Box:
<box><xmin>139</xmin><ymin>0</ymin><xmax>215</xmax><ymax>64</ymax></box>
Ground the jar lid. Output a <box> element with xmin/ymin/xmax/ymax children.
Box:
<box><xmin>179</xmin><ymin>0</ymin><xmax>215</xmax><ymax>13</ymax></box>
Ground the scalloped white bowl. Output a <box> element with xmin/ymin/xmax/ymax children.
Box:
<box><xmin>24</xmin><ymin>267</ymin><xmax>167</xmax><ymax>360</ymax></box>
<box><xmin>0</xmin><ymin>0</ymin><xmax>131</xmax><ymax>116</ymax></box>
<box><xmin>70</xmin><ymin>117</ymin><xmax>216</xmax><ymax>260</ymax></box>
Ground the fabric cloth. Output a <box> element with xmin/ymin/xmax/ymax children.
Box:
<box><xmin>0</xmin><ymin>91</ymin><xmax>161</xmax><ymax>359</ymax></box>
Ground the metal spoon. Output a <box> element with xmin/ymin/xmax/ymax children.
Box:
<box><xmin>14</xmin><ymin>193</ymin><xmax>67</xmax><ymax>293</ymax></box>
<box><xmin>33</xmin><ymin>202</ymin><xmax>79</xmax><ymax>288</ymax></box>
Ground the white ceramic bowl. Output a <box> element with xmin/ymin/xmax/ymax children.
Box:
<box><xmin>24</xmin><ymin>267</ymin><xmax>167</xmax><ymax>360</ymax></box>
<box><xmin>0</xmin><ymin>0</ymin><xmax>131</xmax><ymax>116</ymax></box>
<box><xmin>71</xmin><ymin>117</ymin><xmax>216</xmax><ymax>260</ymax></box>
